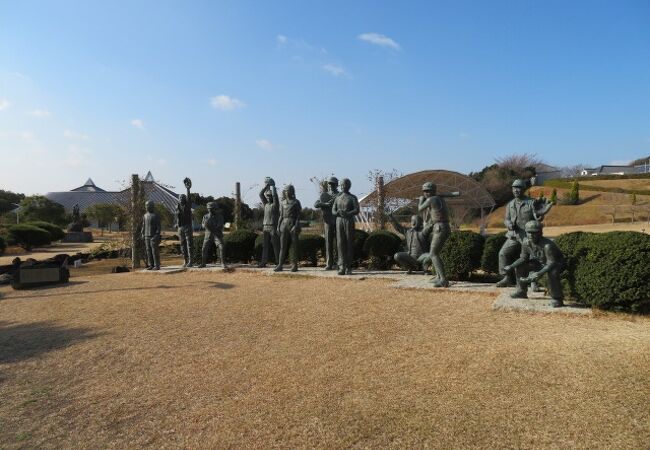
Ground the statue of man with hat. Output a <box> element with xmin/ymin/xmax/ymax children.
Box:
<box><xmin>314</xmin><ymin>176</ymin><xmax>340</xmax><ymax>270</ymax></box>
<box><xmin>199</xmin><ymin>201</ymin><xmax>228</xmax><ymax>269</ymax></box>
<box><xmin>496</xmin><ymin>179</ymin><xmax>554</xmax><ymax>287</ymax></box>
<box><xmin>418</xmin><ymin>181</ymin><xmax>451</xmax><ymax>287</ymax></box>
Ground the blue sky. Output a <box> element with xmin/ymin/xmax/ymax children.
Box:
<box><xmin>1</xmin><ymin>0</ymin><xmax>649</xmax><ymax>204</ymax></box>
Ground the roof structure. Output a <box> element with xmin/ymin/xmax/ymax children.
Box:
<box><xmin>45</xmin><ymin>172</ymin><xmax>180</xmax><ymax>214</ymax></box>
<box><xmin>358</xmin><ymin>170</ymin><xmax>496</xmax><ymax>230</ymax></box>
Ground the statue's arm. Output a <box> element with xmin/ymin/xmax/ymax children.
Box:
<box><xmin>293</xmin><ymin>200</ymin><xmax>302</xmax><ymax>230</ymax></box>
<box><xmin>504</xmin><ymin>203</ymin><xmax>513</xmax><ymax>230</ymax></box>
<box><xmin>537</xmin><ymin>243</ymin><xmax>562</xmax><ymax>276</ymax></box>
<box><xmin>332</xmin><ymin>198</ymin><xmax>339</xmax><ymax>217</ymax></box>
<box><xmin>534</xmin><ymin>198</ymin><xmax>554</xmax><ymax>220</ymax></box>
<box><xmin>350</xmin><ymin>195</ymin><xmax>360</xmax><ymax>216</ymax></box>
<box><xmin>507</xmin><ymin>244</ymin><xmax>530</xmax><ymax>270</ymax></box>
<box><xmin>271</xmin><ymin>186</ymin><xmax>279</xmax><ymax>206</ymax></box>
<box><xmin>417</xmin><ymin>196</ymin><xmax>430</xmax><ymax>212</ymax></box>
<box><xmin>154</xmin><ymin>214</ymin><xmax>161</xmax><ymax>237</ymax></box>
<box><xmin>259</xmin><ymin>185</ymin><xmax>269</xmax><ymax>204</ymax></box>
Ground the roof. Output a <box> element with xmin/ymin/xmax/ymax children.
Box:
<box><xmin>360</xmin><ymin>169</ymin><xmax>496</xmax><ymax>210</ymax></box>
<box><xmin>45</xmin><ymin>172</ymin><xmax>180</xmax><ymax>213</ymax></box>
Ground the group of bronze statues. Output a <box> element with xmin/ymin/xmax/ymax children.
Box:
<box><xmin>140</xmin><ymin>176</ymin><xmax>566</xmax><ymax>305</ymax></box>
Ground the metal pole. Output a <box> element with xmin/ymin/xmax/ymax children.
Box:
<box><xmin>376</xmin><ymin>175</ymin><xmax>385</xmax><ymax>230</ymax></box>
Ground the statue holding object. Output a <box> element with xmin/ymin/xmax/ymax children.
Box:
<box><xmin>258</xmin><ymin>177</ymin><xmax>280</xmax><ymax>267</ymax></box>
<box><xmin>389</xmin><ymin>213</ymin><xmax>432</xmax><ymax>274</ymax></box>
<box><xmin>418</xmin><ymin>182</ymin><xmax>451</xmax><ymax>287</ymax></box>
<box><xmin>176</xmin><ymin>177</ymin><xmax>194</xmax><ymax>267</ymax></box>
<box><xmin>314</xmin><ymin>176</ymin><xmax>340</xmax><ymax>270</ymax></box>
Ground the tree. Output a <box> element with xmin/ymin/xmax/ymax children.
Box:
<box><xmin>20</xmin><ymin>196</ymin><xmax>66</xmax><ymax>225</ymax></box>
<box><xmin>86</xmin><ymin>203</ymin><xmax>122</xmax><ymax>232</ymax></box>
<box><xmin>0</xmin><ymin>189</ymin><xmax>25</xmax><ymax>215</ymax></box>
<box><xmin>154</xmin><ymin>204</ymin><xmax>175</xmax><ymax>229</ymax></box>
<box><xmin>568</xmin><ymin>181</ymin><xmax>580</xmax><ymax>205</ymax></box>
<box><xmin>550</xmin><ymin>188</ymin><xmax>558</xmax><ymax>204</ymax></box>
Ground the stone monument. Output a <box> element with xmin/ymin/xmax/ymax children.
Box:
<box><xmin>418</xmin><ymin>182</ymin><xmax>451</xmax><ymax>287</ymax></box>
<box><xmin>142</xmin><ymin>200</ymin><xmax>161</xmax><ymax>270</ymax></box>
<box><xmin>314</xmin><ymin>176</ymin><xmax>339</xmax><ymax>270</ymax></box>
<box><xmin>258</xmin><ymin>177</ymin><xmax>280</xmax><ymax>267</ymax></box>
<box><xmin>332</xmin><ymin>178</ymin><xmax>359</xmax><ymax>275</ymax></box>
<box><xmin>274</xmin><ymin>184</ymin><xmax>302</xmax><ymax>272</ymax></box>
<box><xmin>389</xmin><ymin>213</ymin><xmax>432</xmax><ymax>274</ymax></box>
<box><xmin>63</xmin><ymin>203</ymin><xmax>93</xmax><ymax>243</ymax></box>
<box><xmin>176</xmin><ymin>177</ymin><xmax>194</xmax><ymax>267</ymax></box>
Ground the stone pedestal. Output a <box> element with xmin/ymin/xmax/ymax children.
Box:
<box><xmin>62</xmin><ymin>231</ymin><xmax>94</xmax><ymax>243</ymax></box>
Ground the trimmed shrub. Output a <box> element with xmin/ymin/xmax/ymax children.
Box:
<box><xmin>224</xmin><ymin>229</ymin><xmax>257</xmax><ymax>263</ymax></box>
<box><xmin>353</xmin><ymin>229</ymin><xmax>369</xmax><ymax>266</ymax></box>
<box><xmin>191</xmin><ymin>233</ymin><xmax>205</xmax><ymax>264</ymax></box>
<box><xmin>480</xmin><ymin>232</ymin><xmax>507</xmax><ymax>274</ymax></box>
<box><xmin>25</xmin><ymin>221</ymin><xmax>65</xmax><ymax>241</ymax></box>
<box><xmin>7</xmin><ymin>224</ymin><xmax>52</xmax><ymax>250</ymax></box>
<box><xmin>555</xmin><ymin>231</ymin><xmax>598</xmax><ymax>299</ymax></box>
<box><xmin>299</xmin><ymin>234</ymin><xmax>325</xmax><ymax>266</ymax></box>
<box><xmin>562</xmin><ymin>231</ymin><xmax>650</xmax><ymax>313</ymax></box>
<box><xmin>363</xmin><ymin>230</ymin><xmax>402</xmax><ymax>270</ymax></box>
<box><xmin>439</xmin><ymin>231</ymin><xmax>485</xmax><ymax>281</ymax></box>
<box><xmin>0</xmin><ymin>235</ymin><xmax>5</xmax><ymax>255</ymax></box>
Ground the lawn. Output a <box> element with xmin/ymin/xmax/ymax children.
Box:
<box><xmin>1</xmin><ymin>270</ymin><xmax>649</xmax><ymax>449</ymax></box>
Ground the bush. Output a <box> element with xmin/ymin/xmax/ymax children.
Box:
<box><xmin>558</xmin><ymin>231</ymin><xmax>650</xmax><ymax>313</ymax></box>
<box><xmin>7</xmin><ymin>224</ymin><xmax>52</xmax><ymax>250</ymax></box>
<box><xmin>224</xmin><ymin>229</ymin><xmax>257</xmax><ymax>263</ymax></box>
<box><xmin>555</xmin><ymin>231</ymin><xmax>598</xmax><ymax>299</ymax></box>
<box><xmin>480</xmin><ymin>232</ymin><xmax>507</xmax><ymax>274</ymax></box>
<box><xmin>0</xmin><ymin>235</ymin><xmax>5</xmax><ymax>255</ymax></box>
<box><xmin>439</xmin><ymin>231</ymin><xmax>485</xmax><ymax>281</ymax></box>
<box><xmin>299</xmin><ymin>234</ymin><xmax>325</xmax><ymax>266</ymax></box>
<box><xmin>353</xmin><ymin>229</ymin><xmax>369</xmax><ymax>266</ymax></box>
<box><xmin>25</xmin><ymin>221</ymin><xmax>65</xmax><ymax>241</ymax></box>
<box><xmin>363</xmin><ymin>230</ymin><xmax>402</xmax><ymax>269</ymax></box>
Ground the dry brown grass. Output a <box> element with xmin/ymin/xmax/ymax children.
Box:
<box><xmin>1</xmin><ymin>271</ymin><xmax>650</xmax><ymax>449</ymax></box>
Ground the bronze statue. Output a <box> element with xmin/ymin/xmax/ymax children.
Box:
<box><xmin>496</xmin><ymin>179</ymin><xmax>553</xmax><ymax>287</ymax></box>
<box><xmin>418</xmin><ymin>182</ymin><xmax>451</xmax><ymax>287</ymax></box>
<box><xmin>176</xmin><ymin>177</ymin><xmax>194</xmax><ymax>267</ymax></box>
<box><xmin>142</xmin><ymin>200</ymin><xmax>161</xmax><ymax>270</ymax></box>
<box><xmin>314</xmin><ymin>176</ymin><xmax>339</xmax><ymax>270</ymax></box>
<box><xmin>332</xmin><ymin>178</ymin><xmax>359</xmax><ymax>275</ymax></box>
<box><xmin>274</xmin><ymin>184</ymin><xmax>302</xmax><ymax>272</ymax></box>
<box><xmin>258</xmin><ymin>177</ymin><xmax>280</xmax><ymax>267</ymax></box>
<box><xmin>504</xmin><ymin>220</ymin><xmax>565</xmax><ymax>307</ymax></box>
<box><xmin>389</xmin><ymin>214</ymin><xmax>432</xmax><ymax>274</ymax></box>
<box><xmin>198</xmin><ymin>202</ymin><xmax>228</xmax><ymax>268</ymax></box>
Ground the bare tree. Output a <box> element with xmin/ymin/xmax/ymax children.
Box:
<box><xmin>495</xmin><ymin>153</ymin><xmax>544</xmax><ymax>171</ymax></box>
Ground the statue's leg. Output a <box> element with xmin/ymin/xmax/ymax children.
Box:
<box><xmin>325</xmin><ymin>222</ymin><xmax>335</xmax><ymax>269</ymax></box>
<box><xmin>336</xmin><ymin>218</ymin><xmax>346</xmax><ymax>275</ymax></box>
<box><xmin>144</xmin><ymin>237</ymin><xmax>153</xmax><ymax>269</ymax></box>
<box><xmin>417</xmin><ymin>253</ymin><xmax>431</xmax><ymax>274</ymax></box>
<box><xmin>546</xmin><ymin>268</ymin><xmax>564</xmax><ymax>302</ymax></box>
<box><xmin>497</xmin><ymin>239</ymin><xmax>520</xmax><ymax>287</ymax></box>
<box><xmin>271</xmin><ymin>228</ymin><xmax>280</xmax><ymax>265</ymax></box>
<box><xmin>200</xmin><ymin>237</ymin><xmax>210</xmax><ymax>267</ymax></box>
<box><xmin>394</xmin><ymin>252</ymin><xmax>417</xmax><ymax>272</ymax></box>
<box><xmin>216</xmin><ymin>237</ymin><xmax>227</xmax><ymax>268</ymax></box>
<box><xmin>345</xmin><ymin>219</ymin><xmax>355</xmax><ymax>274</ymax></box>
<box><xmin>290</xmin><ymin>231</ymin><xmax>299</xmax><ymax>271</ymax></box>
<box><xmin>260</xmin><ymin>230</ymin><xmax>270</xmax><ymax>267</ymax></box>
<box><xmin>178</xmin><ymin>229</ymin><xmax>188</xmax><ymax>265</ymax></box>
<box><xmin>275</xmin><ymin>227</ymin><xmax>289</xmax><ymax>271</ymax></box>
<box><xmin>186</xmin><ymin>229</ymin><xmax>193</xmax><ymax>266</ymax></box>
<box><xmin>152</xmin><ymin>236</ymin><xmax>161</xmax><ymax>269</ymax></box>
<box><xmin>511</xmin><ymin>262</ymin><xmax>530</xmax><ymax>298</ymax></box>
<box><xmin>429</xmin><ymin>224</ymin><xmax>450</xmax><ymax>287</ymax></box>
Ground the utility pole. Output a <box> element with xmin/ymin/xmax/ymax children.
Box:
<box><xmin>234</xmin><ymin>182</ymin><xmax>242</xmax><ymax>230</ymax></box>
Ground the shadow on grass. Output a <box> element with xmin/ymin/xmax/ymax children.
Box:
<box><xmin>208</xmin><ymin>282</ymin><xmax>235</xmax><ymax>290</ymax></box>
<box><xmin>7</xmin><ymin>284</ymin><xmax>176</xmax><ymax>300</ymax></box>
<box><xmin>0</xmin><ymin>320</ymin><xmax>102</xmax><ymax>364</ymax></box>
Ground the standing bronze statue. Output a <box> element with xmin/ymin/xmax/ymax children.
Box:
<box><xmin>314</xmin><ymin>176</ymin><xmax>339</xmax><ymax>270</ymax></box>
<box><xmin>199</xmin><ymin>202</ymin><xmax>228</xmax><ymax>269</ymax></box>
<box><xmin>274</xmin><ymin>184</ymin><xmax>302</xmax><ymax>272</ymax></box>
<box><xmin>332</xmin><ymin>178</ymin><xmax>360</xmax><ymax>275</ymax></box>
<box><xmin>504</xmin><ymin>220</ymin><xmax>565</xmax><ymax>307</ymax></box>
<box><xmin>389</xmin><ymin>213</ymin><xmax>432</xmax><ymax>274</ymax></box>
<box><xmin>142</xmin><ymin>200</ymin><xmax>161</xmax><ymax>270</ymax></box>
<box><xmin>418</xmin><ymin>182</ymin><xmax>451</xmax><ymax>287</ymax></box>
<box><xmin>176</xmin><ymin>177</ymin><xmax>194</xmax><ymax>267</ymax></box>
<box><xmin>258</xmin><ymin>177</ymin><xmax>280</xmax><ymax>267</ymax></box>
<box><xmin>496</xmin><ymin>179</ymin><xmax>553</xmax><ymax>287</ymax></box>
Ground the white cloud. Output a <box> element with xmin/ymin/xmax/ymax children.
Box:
<box><xmin>277</xmin><ymin>34</ymin><xmax>288</xmax><ymax>45</ymax></box>
<box><xmin>29</xmin><ymin>109</ymin><xmax>51</xmax><ymax>118</ymax></box>
<box><xmin>130</xmin><ymin>118</ymin><xmax>145</xmax><ymax>130</ymax></box>
<box><xmin>256</xmin><ymin>139</ymin><xmax>278</xmax><ymax>151</ymax></box>
<box><xmin>64</xmin><ymin>145</ymin><xmax>93</xmax><ymax>167</ymax></box>
<box><xmin>207</xmin><ymin>158</ymin><xmax>218</xmax><ymax>166</ymax></box>
<box><xmin>0</xmin><ymin>99</ymin><xmax>11</xmax><ymax>111</ymax></box>
<box><xmin>358</xmin><ymin>33</ymin><xmax>401</xmax><ymax>50</ymax></box>
<box><xmin>210</xmin><ymin>95</ymin><xmax>246</xmax><ymax>111</ymax></box>
<box><xmin>322</xmin><ymin>64</ymin><xmax>350</xmax><ymax>78</ymax></box>
<box><xmin>0</xmin><ymin>130</ymin><xmax>35</xmax><ymax>142</ymax></box>
<box><xmin>63</xmin><ymin>129</ymin><xmax>90</xmax><ymax>140</ymax></box>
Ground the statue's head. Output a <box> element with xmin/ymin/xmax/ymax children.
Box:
<box><xmin>512</xmin><ymin>179</ymin><xmax>527</xmax><ymax>199</ymax></box>
<box><xmin>207</xmin><ymin>202</ymin><xmax>217</xmax><ymax>214</ymax></box>
<box><xmin>422</xmin><ymin>182</ymin><xmax>436</xmax><ymax>198</ymax></box>
<box><xmin>524</xmin><ymin>220</ymin><xmax>543</xmax><ymax>244</ymax></box>
<box><xmin>179</xmin><ymin>194</ymin><xmax>187</xmax><ymax>205</ymax></box>
<box><xmin>265</xmin><ymin>189</ymin><xmax>274</xmax><ymax>202</ymax></box>
<box><xmin>328</xmin><ymin>176</ymin><xmax>339</xmax><ymax>192</ymax></box>
<box><xmin>341</xmin><ymin>178</ymin><xmax>351</xmax><ymax>193</ymax></box>
<box><xmin>145</xmin><ymin>200</ymin><xmax>155</xmax><ymax>213</ymax></box>
<box><xmin>410</xmin><ymin>215</ymin><xmax>423</xmax><ymax>230</ymax></box>
<box><xmin>284</xmin><ymin>184</ymin><xmax>296</xmax><ymax>200</ymax></box>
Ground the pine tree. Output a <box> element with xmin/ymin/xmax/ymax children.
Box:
<box><xmin>550</xmin><ymin>188</ymin><xmax>558</xmax><ymax>204</ymax></box>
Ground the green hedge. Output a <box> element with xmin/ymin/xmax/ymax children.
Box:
<box><xmin>363</xmin><ymin>230</ymin><xmax>402</xmax><ymax>269</ymax></box>
<box><xmin>439</xmin><ymin>231</ymin><xmax>485</xmax><ymax>281</ymax></box>
<box><xmin>480</xmin><ymin>232</ymin><xmax>507</xmax><ymax>274</ymax></box>
<box><xmin>556</xmin><ymin>231</ymin><xmax>650</xmax><ymax>313</ymax></box>
<box><xmin>299</xmin><ymin>234</ymin><xmax>325</xmax><ymax>266</ymax></box>
<box><xmin>543</xmin><ymin>179</ymin><xmax>650</xmax><ymax>196</ymax></box>
<box><xmin>25</xmin><ymin>221</ymin><xmax>65</xmax><ymax>241</ymax></box>
<box><xmin>7</xmin><ymin>224</ymin><xmax>52</xmax><ymax>250</ymax></box>
<box><xmin>254</xmin><ymin>234</ymin><xmax>274</xmax><ymax>264</ymax></box>
<box><xmin>353</xmin><ymin>229</ymin><xmax>369</xmax><ymax>266</ymax></box>
<box><xmin>224</xmin><ymin>229</ymin><xmax>257</xmax><ymax>263</ymax></box>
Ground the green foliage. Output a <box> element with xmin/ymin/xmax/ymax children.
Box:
<box><xmin>224</xmin><ymin>229</ymin><xmax>257</xmax><ymax>263</ymax></box>
<box><xmin>0</xmin><ymin>235</ymin><xmax>5</xmax><ymax>255</ymax></box>
<box><xmin>543</xmin><ymin>179</ymin><xmax>650</xmax><ymax>196</ymax></box>
<box><xmin>24</xmin><ymin>221</ymin><xmax>65</xmax><ymax>241</ymax></box>
<box><xmin>153</xmin><ymin>204</ymin><xmax>175</xmax><ymax>229</ymax></box>
<box><xmin>567</xmin><ymin>181</ymin><xmax>580</xmax><ymax>205</ymax></box>
<box><xmin>630</xmin><ymin>193</ymin><xmax>637</xmax><ymax>205</ymax></box>
<box><xmin>469</xmin><ymin>162</ymin><xmax>535</xmax><ymax>208</ymax></box>
<box><xmin>254</xmin><ymin>234</ymin><xmax>276</xmax><ymax>264</ymax></box>
<box><xmin>85</xmin><ymin>203</ymin><xmax>123</xmax><ymax>229</ymax></box>
<box><xmin>363</xmin><ymin>230</ymin><xmax>402</xmax><ymax>269</ymax></box>
<box><xmin>193</xmin><ymin>205</ymin><xmax>208</xmax><ymax>226</ymax></box>
<box><xmin>20</xmin><ymin>196</ymin><xmax>67</xmax><ymax>225</ymax></box>
<box><xmin>550</xmin><ymin>188</ymin><xmax>558</xmax><ymax>204</ymax></box>
<box><xmin>480</xmin><ymin>232</ymin><xmax>507</xmax><ymax>274</ymax></box>
<box><xmin>439</xmin><ymin>231</ymin><xmax>485</xmax><ymax>280</ymax></box>
<box><xmin>556</xmin><ymin>231</ymin><xmax>650</xmax><ymax>313</ymax></box>
<box><xmin>353</xmin><ymin>229</ymin><xmax>369</xmax><ymax>266</ymax></box>
<box><xmin>7</xmin><ymin>224</ymin><xmax>52</xmax><ymax>250</ymax></box>
<box><xmin>0</xmin><ymin>189</ymin><xmax>25</xmax><ymax>215</ymax></box>
<box><xmin>299</xmin><ymin>234</ymin><xmax>325</xmax><ymax>266</ymax></box>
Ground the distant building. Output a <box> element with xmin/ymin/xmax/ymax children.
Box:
<box><xmin>45</xmin><ymin>171</ymin><xmax>180</xmax><ymax>226</ymax></box>
<box><xmin>531</xmin><ymin>163</ymin><xmax>563</xmax><ymax>185</ymax></box>
<box><xmin>580</xmin><ymin>165</ymin><xmax>649</xmax><ymax>176</ymax></box>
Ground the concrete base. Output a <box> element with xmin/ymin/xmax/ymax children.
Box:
<box><xmin>62</xmin><ymin>231</ymin><xmax>94</xmax><ymax>243</ymax></box>
<box><xmin>136</xmin><ymin>265</ymin><xmax>186</xmax><ymax>274</ymax></box>
<box><xmin>187</xmin><ymin>265</ymin><xmax>234</xmax><ymax>273</ymax></box>
<box><xmin>493</xmin><ymin>290</ymin><xmax>592</xmax><ymax>315</ymax></box>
